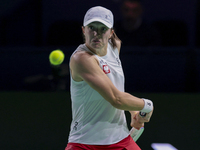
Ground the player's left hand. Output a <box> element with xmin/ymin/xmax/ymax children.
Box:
<box><xmin>130</xmin><ymin>111</ymin><xmax>143</xmax><ymax>130</ymax></box>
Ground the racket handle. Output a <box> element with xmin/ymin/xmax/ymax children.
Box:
<box><xmin>130</xmin><ymin>127</ymin><xmax>144</xmax><ymax>142</ymax></box>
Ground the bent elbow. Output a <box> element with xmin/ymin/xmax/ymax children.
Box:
<box><xmin>110</xmin><ymin>97</ymin><xmax>123</xmax><ymax>110</ymax></box>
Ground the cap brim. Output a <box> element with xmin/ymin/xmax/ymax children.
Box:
<box><xmin>83</xmin><ymin>18</ymin><xmax>112</xmax><ymax>28</ymax></box>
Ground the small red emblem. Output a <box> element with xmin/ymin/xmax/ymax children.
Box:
<box><xmin>103</xmin><ymin>65</ymin><xmax>110</xmax><ymax>74</ymax></box>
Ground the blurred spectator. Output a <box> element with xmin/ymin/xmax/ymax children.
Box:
<box><xmin>114</xmin><ymin>0</ymin><xmax>161</xmax><ymax>46</ymax></box>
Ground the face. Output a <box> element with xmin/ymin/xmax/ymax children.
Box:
<box><xmin>82</xmin><ymin>22</ymin><xmax>113</xmax><ymax>53</ymax></box>
<box><xmin>122</xmin><ymin>1</ymin><xmax>143</xmax><ymax>21</ymax></box>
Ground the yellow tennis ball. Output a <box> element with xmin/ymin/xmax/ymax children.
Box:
<box><xmin>49</xmin><ymin>50</ymin><xmax>65</xmax><ymax>65</ymax></box>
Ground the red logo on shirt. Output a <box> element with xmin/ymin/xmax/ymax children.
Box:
<box><xmin>103</xmin><ymin>65</ymin><xmax>110</xmax><ymax>74</ymax></box>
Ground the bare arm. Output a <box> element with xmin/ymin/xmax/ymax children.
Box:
<box><xmin>113</xmin><ymin>38</ymin><xmax>154</xmax><ymax>128</ymax></box>
<box><xmin>70</xmin><ymin>50</ymin><xmax>144</xmax><ymax>111</ymax></box>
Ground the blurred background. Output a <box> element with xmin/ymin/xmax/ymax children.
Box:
<box><xmin>0</xmin><ymin>0</ymin><xmax>200</xmax><ymax>149</ymax></box>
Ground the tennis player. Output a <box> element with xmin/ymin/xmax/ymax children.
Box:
<box><xmin>65</xmin><ymin>6</ymin><xmax>153</xmax><ymax>150</ymax></box>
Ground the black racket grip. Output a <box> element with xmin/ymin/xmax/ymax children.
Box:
<box><xmin>139</xmin><ymin>112</ymin><xmax>146</xmax><ymax>117</ymax></box>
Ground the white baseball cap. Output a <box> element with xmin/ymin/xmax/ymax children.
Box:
<box><xmin>83</xmin><ymin>6</ymin><xmax>114</xmax><ymax>28</ymax></box>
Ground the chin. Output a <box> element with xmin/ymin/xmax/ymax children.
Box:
<box><xmin>92</xmin><ymin>44</ymin><xmax>102</xmax><ymax>49</ymax></box>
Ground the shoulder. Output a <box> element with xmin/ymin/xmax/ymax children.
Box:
<box><xmin>70</xmin><ymin>49</ymin><xmax>99</xmax><ymax>81</ymax></box>
<box><xmin>72</xmin><ymin>50</ymin><xmax>92</xmax><ymax>61</ymax></box>
<box><xmin>70</xmin><ymin>49</ymin><xmax>98</xmax><ymax>69</ymax></box>
<box><xmin>70</xmin><ymin>48</ymin><xmax>106</xmax><ymax>82</ymax></box>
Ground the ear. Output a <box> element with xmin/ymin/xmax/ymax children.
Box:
<box><xmin>110</xmin><ymin>29</ymin><xmax>114</xmax><ymax>38</ymax></box>
<box><xmin>82</xmin><ymin>26</ymin><xmax>85</xmax><ymax>34</ymax></box>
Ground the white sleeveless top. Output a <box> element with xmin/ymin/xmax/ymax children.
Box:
<box><xmin>68</xmin><ymin>42</ymin><xmax>129</xmax><ymax>145</ymax></box>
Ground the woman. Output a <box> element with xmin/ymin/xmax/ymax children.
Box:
<box><xmin>65</xmin><ymin>6</ymin><xmax>153</xmax><ymax>150</ymax></box>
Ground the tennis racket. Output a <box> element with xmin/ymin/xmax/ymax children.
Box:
<box><xmin>130</xmin><ymin>126</ymin><xmax>144</xmax><ymax>142</ymax></box>
<box><xmin>130</xmin><ymin>111</ymin><xmax>146</xmax><ymax>142</ymax></box>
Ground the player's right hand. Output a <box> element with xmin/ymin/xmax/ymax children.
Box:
<box><xmin>138</xmin><ymin>108</ymin><xmax>154</xmax><ymax>123</ymax></box>
<box><xmin>130</xmin><ymin>109</ymin><xmax>153</xmax><ymax>130</ymax></box>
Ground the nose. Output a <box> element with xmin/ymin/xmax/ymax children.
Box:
<box><xmin>94</xmin><ymin>30</ymin><xmax>100</xmax><ymax>36</ymax></box>
<box><xmin>94</xmin><ymin>31</ymin><xmax>97</xmax><ymax>36</ymax></box>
